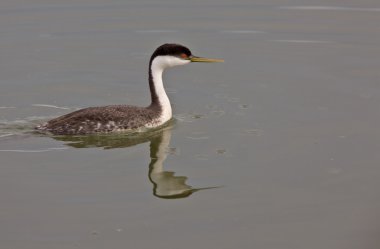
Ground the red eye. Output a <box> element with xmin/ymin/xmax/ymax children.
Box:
<box><xmin>180</xmin><ymin>53</ymin><xmax>188</xmax><ymax>59</ymax></box>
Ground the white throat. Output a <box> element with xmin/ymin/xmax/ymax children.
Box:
<box><xmin>150</xmin><ymin>56</ymin><xmax>190</xmax><ymax>125</ymax></box>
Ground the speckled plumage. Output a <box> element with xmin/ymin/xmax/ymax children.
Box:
<box><xmin>36</xmin><ymin>105</ymin><xmax>162</xmax><ymax>135</ymax></box>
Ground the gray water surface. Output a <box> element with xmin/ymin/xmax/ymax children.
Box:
<box><xmin>1</xmin><ymin>0</ymin><xmax>380</xmax><ymax>248</ymax></box>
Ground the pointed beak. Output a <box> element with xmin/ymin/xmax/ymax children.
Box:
<box><xmin>189</xmin><ymin>56</ymin><xmax>224</xmax><ymax>63</ymax></box>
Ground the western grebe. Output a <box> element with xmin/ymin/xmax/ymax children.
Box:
<box><xmin>36</xmin><ymin>43</ymin><xmax>223</xmax><ymax>135</ymax></box>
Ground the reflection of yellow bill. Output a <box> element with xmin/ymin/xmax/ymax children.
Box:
<box><xmin>190</xmin><ymin>56</ymin><xmax>224</xmax><ymax>63</ymax></box>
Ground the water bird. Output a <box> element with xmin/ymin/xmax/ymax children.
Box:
<box><xmin>36</xmin><ymin>43</ymin><xmax>223</xmax><ymax>135</ymax></box>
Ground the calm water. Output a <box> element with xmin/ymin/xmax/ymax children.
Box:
<box><xmin>1</xmin><ymin>0</ymin><xmax>380</xmax><ymax>248</ymax></box>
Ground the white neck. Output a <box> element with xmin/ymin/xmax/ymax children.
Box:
<box><xmin>150</xmin><ymin>59</ymin><xmax>172</xmax><ymax>123</ymax></box>
<box><xmin>149</xmin><ymin>55</ymin><xmax>190</xmax><ymax>124</ymax></box>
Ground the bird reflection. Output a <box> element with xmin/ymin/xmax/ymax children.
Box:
<box><xmin>51</xmin><ymin>124</ymin><xmax>216</xmax><ymax>199</ymax></box>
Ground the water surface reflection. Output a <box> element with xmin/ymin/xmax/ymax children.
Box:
<box><xmin>53</xmin><ymin>125</ymin><xmax>216</xmax><ymax>199</ymax></box>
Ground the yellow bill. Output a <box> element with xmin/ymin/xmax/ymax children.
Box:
<box><xmin>190</xmin><ymin>56</ymin><xmax>224</xmax><ymax>63</ymax></box>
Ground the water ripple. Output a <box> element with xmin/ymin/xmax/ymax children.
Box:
<box><xmin>0</xmin><ymin>133</ymin><xmax>14</xmax><ymax>138</ymax></box>
<box><xmin>220</xmin><ymin>30</ymin><xmax>266</xmax><ymax>34</ymax></box>
<box><xmin>0</xmin><ymin>147</ymin><xmax>67</xmax><ymax>153</ymax></box>
<box><xmin>279</xmin><ymin>6</ymin><xmax>380</xmax><ymax>12</ymax></box>
<box><xmin>271</xmin><ymin>40</ymin><xmax>333</xmax><ymax>44</ymax></box>
<box><xmin>0</xmin><ymin>106</ymin><xmax>16</xmax><ymax>109</ymax></box>
<box><xmin>136</xmin><ymin>30</ymin><xmax>178</xmax><ymax>33</ymax></box>
<box><xmin>32</xmin><ymin>104</ymin><xmax>71</xmax><ymax>110</ymax></box>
